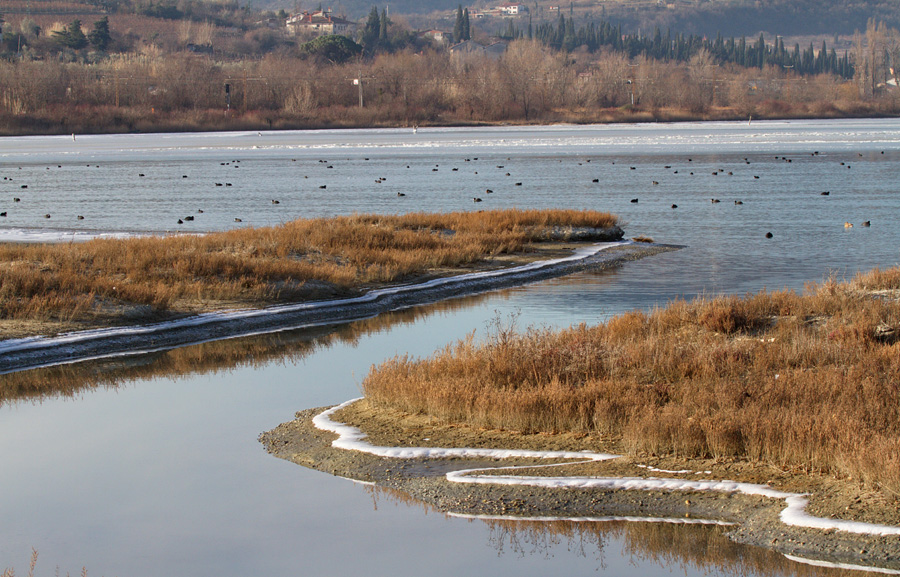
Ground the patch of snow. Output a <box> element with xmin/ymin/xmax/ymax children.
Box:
<box><xmin>0</xmin><ymin>241</ymin><xmax>627</xmax><ymax>357</ymax></box>
<box><xmin>636</xmin><ymin>464</ymin><xmax>694</xmax><ymax>474</ymax></box>
<box><xmin>783</xmin><ymin>554</ymin><xmax>900</xmax><ymax>575</ymax></box>
<box><xmin>314</xmin><ymin>400</ymin><xmax>900</xmax><ymax>538</ymax></box>
<box><xmin>448</xmin><ymin>512</ymin><xmax>734</xmax><ymax>526</ymax></box>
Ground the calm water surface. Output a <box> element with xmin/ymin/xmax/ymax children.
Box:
<box><xmin>2</xmin><ymin>120</ymin><xmax>899</xmax><ymax>576</ymax></box>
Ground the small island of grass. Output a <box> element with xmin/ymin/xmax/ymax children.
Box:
<box><xmin>0</xmin><ymin>209</ymin><xmax>659</xmax><ymax>372</ymax></box>
<box><xmin>264</xmin><ymin>266</ymin><xmax>900</xmax><ymax>571</ymax></box>
<box><xmin>0</xmin><ymin>209</ymin><xmax>620</xmax><ymax>335</ymax></box>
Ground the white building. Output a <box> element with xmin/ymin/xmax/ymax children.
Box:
<box><xmin>286</xmin><ymin>10</ymin><xmax>356</xmax><ymax>37</ymax></box>
<box><xmin>497</xmin><ymin>3</ymin><xmax>526</xmax><ymax>15</ymax></box>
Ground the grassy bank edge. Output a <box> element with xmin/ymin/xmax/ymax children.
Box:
<box><xmin>0</xmin><ymin>209</ymin><xmax>621</xmax><ymax>340</ymax></box>
<box><xmin>361</xmin><ymin>266</ymin><xmax>900</xmax><ymax>495</ymax></box>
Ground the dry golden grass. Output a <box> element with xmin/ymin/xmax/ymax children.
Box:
<box><xmin>0</xmin><ymin>209</ymin><xmax>618</xmax><ymax>326</ymax></box>
<box><xmin>363</xmin><ymin>268</ymin><xmax>900</xmax><ymax>494</ymax></box>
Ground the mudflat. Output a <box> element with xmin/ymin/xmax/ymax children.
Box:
<box><xmin>261</xmin><ymin>399</ymin><xmax>900</xmax><ymax>573</ymax></box>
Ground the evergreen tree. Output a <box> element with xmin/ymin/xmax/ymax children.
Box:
<box><xmin>453</xmin><ymin>5</ymin><xmax>464</xmax><ymax>43</ymax></box>
<box><xmin>88</xmin><ymin>16</ymin><xmax>111</xmax><ymax>51</ymax></box>
<box><xmin>300</xmin><ymin>34</ymin><xmax>362</xmax><ymax>64</ymax></box>
<box><xmin>53</xmin><ymin>19</ymin><xmax>88</xmax><ymax>49</ymax></box>
<box><xmin>563</xmin><ymin>13</ymin><xmax>575</xmax><ymax>51</ymax></box>
<box><xmin>504</xmin><ymin>19</ymin><xmax>516</xmax><ymax>39</ymax></box>
<box><xmin>462</xmin><ymin>7</ymin><xmax>470</xmax><ymax>41</ymax></box>
<box><xmin>379</xmin><ymin>7</ymin><xmax>388</xmax><ymax>44</ymax></box>
<box><xmin>361</xmin><ymin>6</ymin><xmax>380</xmax><ymax>54</ymax></box>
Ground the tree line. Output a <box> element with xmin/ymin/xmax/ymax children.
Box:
<box><xmin>0</xmin><ymin>39</ymin><xmax>895</xmax><ymax>136</ymax></box>
<box><xmin>502</xmin><ymin>13</ymin><xmax>855</xmax><ymax>78</ymax></box>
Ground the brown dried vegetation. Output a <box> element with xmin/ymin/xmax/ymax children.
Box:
<box><xmin>0</xmin><ymin>209</ymin><xmax>618</xmax><ymax>325</ymax></box>
<box><xmin>363</xmin><ymin>269</ymin><xmax>900</xmax><ymax>494</ymax></box>
<box><xmin>1</xmin><ymin>40</ymin><xmax>898</xmax><ymax>136</ymax></box>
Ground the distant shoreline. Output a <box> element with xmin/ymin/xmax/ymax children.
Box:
<box><xmin>3</xmin><ymin>107</ymin><xmax>899</xmax><ymax>138</ymax></box>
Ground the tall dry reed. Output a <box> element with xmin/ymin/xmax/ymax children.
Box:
<box><xmin>363</xmin><ymin>268</ymin><xmax>900</xmax><ymax>493</ymax></box>
<box><xmin>0</xmin><ymin>209</ymin><xmax>619</xmax><ymax>324</ymax></box>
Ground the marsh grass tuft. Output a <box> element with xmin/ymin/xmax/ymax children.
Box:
<box><xmin>0</xmin><ymin>209</ymin><xmax>618</xmax><ymax>327</ymax></box>
<box><xmin>363</xmin><ymin>267</ymin><xmax>900</xmax><ymax>494</ymax></box>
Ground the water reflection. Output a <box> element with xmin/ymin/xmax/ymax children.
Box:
<box><xmin>0</xmin><ymin>286</ymin><xmax>504</xmax><ymax>405</ymax></box>
<box><xmin>363</xmin><ymin>484</ymin><xmax>864</xmax><ymax>577</ymax></box>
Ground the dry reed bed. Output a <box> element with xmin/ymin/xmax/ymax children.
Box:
<box><xmin>363</xmin><ymin>268</ymin><xmax>900</xmax><ymax>494</ymax></box>
<box><xmin>0</xmin><ymin>209</ymin><xmax>619</xmax><ymax>323</ymax></box>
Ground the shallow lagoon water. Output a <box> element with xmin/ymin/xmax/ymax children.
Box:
<box><xmin>2</xmin><ymin>120</ymin><xmax>900</xmax><ymax>576</ymax></box>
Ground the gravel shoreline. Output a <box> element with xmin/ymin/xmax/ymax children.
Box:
<box><xmin>0</xmin><ymin>238</ymin><xmax>666</xmax><ymax>374</ymax></box>
<box><xmin>260</xmin><ymin>403</ymin><xmax>900</xmax><ymax>573</ymax></box>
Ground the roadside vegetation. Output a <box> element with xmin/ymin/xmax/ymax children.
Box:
<box><xmin>363</xmin><ymin>267</ymin><xmax>900</xmax><ymax>494</ymax></box>
<box><xmin>0</xmin><ymin>209</ymin><xmax>619</xmax><ymax>325</ymax></box>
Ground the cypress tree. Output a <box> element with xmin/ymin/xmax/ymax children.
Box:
<box><xmin>564</xmin><ymin>12</ymin><xmax>575</xmax><ymax>50</ymax></box>
<box><xmin>361</xmin><ymin>6</ymin><xmax>380</xmax><ymax>54</ymax></box>
<box><xmin>453</xmin><ymin>5</ymin><xmax>464</xmax><ymax>43</ymax></box>
<box><xmin>380</xmin><ymin>7</ymin><xmax>388</xmax><ymax>44</ymax></box>
<box><xmin>463</xmin><ymin>7</ymin><xmax>470</xmax><ymax>40</ymax></box>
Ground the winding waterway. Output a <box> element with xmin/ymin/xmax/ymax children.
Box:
<box><xmin>2</xmin><ymin>120</ymin><xmax>900</xmax><ymax>576</ymax></box>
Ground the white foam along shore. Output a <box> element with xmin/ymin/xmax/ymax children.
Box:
<box><xmin>0</xmin><ymin>228</ymin><xmax>144</xmax><ymax>244</ymax></box>
<box><xmin>313</xmin><ymin>399</ymin><xmax>900</xmax><ymax>541</ymax></box>
<box><xmin>0</xmin><ymin>241</ymin><xmax>628</xmax><ymax>366</ymax></box>
<box><xmin>448</xmin><ymin>511</ymin><xmax>734</xmax><ymax>526</ymax></box>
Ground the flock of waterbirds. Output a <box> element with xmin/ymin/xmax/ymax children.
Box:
<box><xmin>0</xmin><ymin>150</ymin><xmax>881</xmax><ymax>238</ymax></box>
